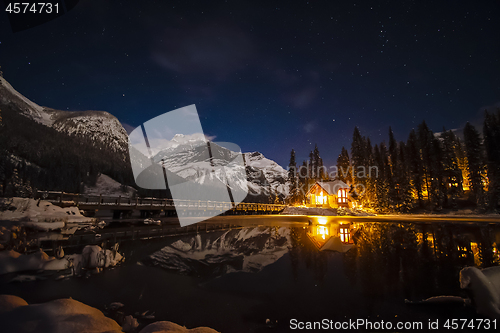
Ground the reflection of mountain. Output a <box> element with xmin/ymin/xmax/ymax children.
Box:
<box><xmin>145</xmin><ymin>227</ymin><xmax>291</xmax><ymax>278</ymax></box>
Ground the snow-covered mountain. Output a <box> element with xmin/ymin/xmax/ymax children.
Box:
<box><xmin>1</xmin><ymin>76</ymin><xmax>288</xmax><ymax>200</ymax></box>
<box><xmin>0</xmin><ymin>76</ymin><xmax>128</xmax><ymax>156</ymax></box>
<box><xmin>145</xmin><ymin>226</ymin><xmax>291</xmax><ymax>277</ymax></box>
<box><xmin>149</xmin><ymin>137</ymin><xmax>288</xmax><ymax>201</ymax></box>
<box><xmin>243</xmin><ymin>151</ymin><xmax>289</xmax><ymax>199</ymax></box>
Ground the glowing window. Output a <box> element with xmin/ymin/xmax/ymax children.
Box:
<box><xmin>315</xmin><ymin>191</ymin><xmax>327</xmax><ymax>204</ymax></box>
<box><xmin>317</xmin><ymin>225</ymin><xmax>329</xmax><ymax>240</ymax></box>
<box><xmin>340</xmin><ymin>227</ymin><xmax>350</xmax><ymax>243</ymax></box>
<box><xmin>337</xmin><ymin>188</ymin><xmax>347</xmax><ymax>203</ymax></box>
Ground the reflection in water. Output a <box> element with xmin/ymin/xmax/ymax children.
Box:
<box><xmin>343</xmin><ymin>222</ymin><xmax>500</xmax><ymax>302</ymax></box>
<box><xmin>146</xmin><ymin>221</ymin><xmax>500</xmax><ymax>303</ymax></box>
<box><xmin>145</xmin><ymin>227</ymin><xmax>291</xmax><ymax>277</ymax></box>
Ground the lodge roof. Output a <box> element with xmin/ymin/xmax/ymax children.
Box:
<box><xmin>306</xmin><ymin>180</ymin><xmax>349</xmax><ymax>196</ymax></box>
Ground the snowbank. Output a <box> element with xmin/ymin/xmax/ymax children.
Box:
<box><xmin>0</xmin><ymin>295</ymin><xmax>123</xmax><ymax>333</ymax></box>
<box><xmin>460</xmin><ymin>266</ymin><xmax>500</xmax><ymax>319</ymax></box>
<box><xmin>140</xmin><ymin>321</ymin><xmax>220</xmax><ymax>333</ymax></box>
<box><xmin>0</xmin><ymin>197</ymin><xmax>92</xmax><ymax>231</ymax></box>
<box><xmin>0</xmin><ymin>295</ymin><xmax>221</xmax><ymax>333</ymax></box>
<box><xmin>281</xmin><ymin>206</ymin><xmax>338</xmax><ymax>216</ymax></box>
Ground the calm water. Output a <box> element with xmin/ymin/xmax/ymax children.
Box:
<box><xmin>1</xmin><ymin>218</ymin><xmax>500</xmax><ymax>332</ymax></box>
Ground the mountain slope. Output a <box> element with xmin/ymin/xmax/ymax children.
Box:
<box><xmin>0</xmin><ymin>77</ymin><xmax>128</xmax><ymax>156</ymax></box>
<box><xmin>1</xmin><ymin>76</ymin><xmax>288</xmax><ymax>201</ymax></box>
<box><xmin>149</xmin><ymin>138</ymin><xmax>288</xmax><ymax>202</ymax></box>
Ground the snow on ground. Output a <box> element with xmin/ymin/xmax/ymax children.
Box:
<box><xmin>281</xmin><ymin>206</ymin><xmax>374</xmax><ymax>216</ymax></box>
<box><xmin>0</xmin><ymin>295</ymin><xmax>220</xmax><ymax>333</ymax></box>
<box><xmin>83</xmin><ymin>174</ymin><xmax>137</xmax><ymax>196</ymax></box>
<box><xmin>0</xmin><ymin>295</ymin><xmax>123</xmax><ymax>333</ymax></box>
<box><xmin>139</xmin><ymin>321</ymin><xmax>220</xmax><ymax>333</ymax></box>
<box><xmin>0</xmin><ymin>197</ymin><xmax>93</xmax><ymax>231</ymax></box>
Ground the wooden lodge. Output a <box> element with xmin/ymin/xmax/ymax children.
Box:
<box><xmin>305</xmin><ymin>180</ymin><xmax>351</xmax><ymax>209</ymax></box>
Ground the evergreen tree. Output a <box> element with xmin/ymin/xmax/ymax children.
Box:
<box><xmin>440</xmin><ymin>129</ymin><xmax>461</xmax><ymax>206</ymax></box>
<box><xmin>309</xmin><ymin>150</ymin><xmax>315</xmax><ymax>179</ymax></box>
<box><xmin>463</xmin><ymin>122</ymin><xmax>486</xmax><ymax>207</ymax></box>
<box><xmin>398</xmin><ymin>142</ymin><xmax>413</xmax><ymax>211</ymax></box>
<box><xmin>455</xmin><ymin>137</ymin><xmax>469</xmax><ymax>193</ymax></box>
<box><xmin>336</xmin><ymin>147</ymin><xmax>352</xmax><ymax>183</ymax></box>
<box><xmin>351</xmin><ymin>127</ymin><xmax>370</xmax><ymax>206</ymax></box>
<box><xmin>287</xmin><ymin>149</ymin><xmax>299</xmax><ymax>204</ymax></box>
<box><xmin>364</xmin><ymin>137</ymin><xmax>376</xmax><ymax>207</ymax></box>
<box><xmin>417</xmin><ymin>121</ymin><xmax>434</xmax><ymax>203</ymax></box>
<box><xmin>313</xmin><ymin>144</ymin><xmax>321</xmax><ymax>180</ymax></box>
<box><xmin>388</xmin><ymin>127</ymin><xmax>399</xmax><ymax>208</ymax></box>
<box><xmin>407</xmin><ymin>129</ymin><xmax>423</xmax><ymax>207</ymax></box>
<box><xmin>373</xmin><ymin>144</ymin><xmax>389</xmax><ymax>210</ymax></box>
<box><xmin>298</xmin><ymin>160</ymin><xmax>309</xmax><ymax>204</ymax></box>
<box><xmin>483</xmin><ymin>110</ymin><xmax>500</xmax><ymax>209</ymax></box>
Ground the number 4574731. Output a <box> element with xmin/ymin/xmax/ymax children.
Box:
<box><xmin>5</xmin><ymin>2</ymin><xmax>59</xmax><ymax>14</ymax></box>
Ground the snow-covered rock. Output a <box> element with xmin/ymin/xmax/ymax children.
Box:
<box><xmin>460</xmin><ymin>266</ymin><xmax>500</xmax><ymax>319</ymax></box>
<box><xmin>0</xmin><ymin>295</ymin><xmax>123</xmax><ymax>333</ymax></box>
<box><xmin>0</xmin><ymin>197</ymin><xmax>92</xmax><ymax>230</ymax></box>
<box><xmin>140</xmin><ymin>321</ymin><xmax>220</xmax><ymax>333</ymax></box>
<box><xmin>0</xmin><ymin>249</ymin><xmax>70</xmax><ymax>275</ymax></box>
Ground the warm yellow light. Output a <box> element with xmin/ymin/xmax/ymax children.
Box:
<box><xmin>317</xmin><ymin>225</ymin><xmax>329</xmax><ymax>239</ymax></box>
<box><xmin>318</xmin><ymin>217</ymin><xmax>327</xmax><ymax>225</ymax></box>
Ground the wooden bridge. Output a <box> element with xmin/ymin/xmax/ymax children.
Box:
<box><xmin>35</xmin><ymin>191</ymin><xmax>286</xmax><ymax>217</ymax></box>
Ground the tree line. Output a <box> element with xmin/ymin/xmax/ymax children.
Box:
<box><xmin>287</xmin><ymin>110</ymin><xmax>500</xmax><ymax>212</ymax></box>
<box><xmin>0</xmin><ymin>104</ymin><xmax>134</xmax><ymax>197</ymax></box>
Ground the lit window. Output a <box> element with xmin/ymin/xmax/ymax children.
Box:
<box><xmin>316</xmin><ymin>191</ymin><xmax>327</xmax><ymax>204</ymax></box>
<box><xmin>317</xmin><ymin>225</ymin><xmax>329</xmax><ymax>239</ymax></box>
<box><xmin>340</xmin><ymin>227</ymin><xmax>350</xmax><ymax>243</ymax></box>
<box><xmin>337</xmin><ymin>188</ymin><xmax>347</xmax><ymax>204</ymax></box>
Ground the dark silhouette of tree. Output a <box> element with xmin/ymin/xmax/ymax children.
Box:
<box><xmin>287</xmin><ymin>149</ymin><xmax>299</xmax><ymax>204</ymax></box>
<box><xmin>483</xmin><ymin>110</ymin><xmax>500</xmax><ymax>209</ymax></box>
<box><xmin>463</xmin><ymin>122</ymin><xmax>486</xmax><ymax>207</ymax></box>
<box><xmin>336</xmin><ymin>146</ymin><xmax>351</xmax><ymax>183</ymax></box>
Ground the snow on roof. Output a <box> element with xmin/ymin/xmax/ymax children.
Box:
<box><xmin>307</xmin><ymin>180</ymin><xmax>349</xmax><ymax>196</ymax></box>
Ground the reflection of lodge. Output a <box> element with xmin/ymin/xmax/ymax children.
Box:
<box><xmin>306</xmin><ymin>219</ymin><xmax>356</xmax><ymax>252</ymax></box>
<box><xmin>305</xmin><ymin>180</ymin><xmax>351</xmax><ymax>209</ymax></box>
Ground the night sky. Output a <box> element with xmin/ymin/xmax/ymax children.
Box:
<box><xmin>1</xmin><ymin>1</ymin><xmax>499</xmax><ymax>167</ymax></box>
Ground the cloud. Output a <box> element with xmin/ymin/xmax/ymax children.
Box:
<box><xmin>303</xmin><ymin>121</ymin><xmax>317</xmax><ymax>133</ymax></box>
<box><xmin>285</xmin><ymin>86</ymin><xmax>319</xmax><ymax>109</ymax></box>
<box><xmin>152</xmin><ymin>24</ymin><xmax>254</xmax><ymax>80</ymax></box>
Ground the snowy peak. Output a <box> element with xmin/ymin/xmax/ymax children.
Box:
<box><xmin>51</xmin><ymin>110</ymin><xmax>129</xmax><ymax>154</ymax></box>
<box><xmin>0</xmin><ymin>76</ymin><xmax>53</xmax><ymax>125</ymax></box>
<box><xmin>0</xmin><ymin>76</ymin><xmax>128</xmax><ymax>155</ymax></box>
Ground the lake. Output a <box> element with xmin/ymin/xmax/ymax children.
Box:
<box><xmin>1</xmin><ymin>216</ymin><xmax>499</xmax><ymax>332</ymax></box>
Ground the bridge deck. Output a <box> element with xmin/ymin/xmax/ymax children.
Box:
<box><xmin>36</xmin><ymin>191</ymin><xmax>286</xmax><ymax>213</ymax></box>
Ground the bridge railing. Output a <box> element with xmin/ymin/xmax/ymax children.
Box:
<box><xmin>35</xmin><ymin>191</ymin><xmax>286</xmax><ymax>211</ymax></box>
